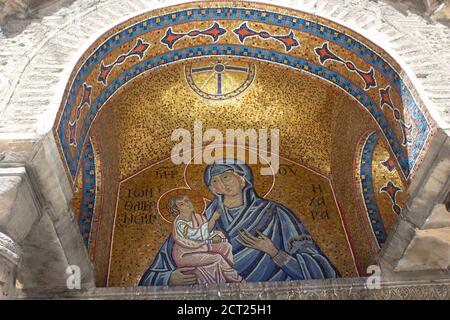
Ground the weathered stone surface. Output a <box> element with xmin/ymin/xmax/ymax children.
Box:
<box><xmin>0</xmin><ymin>150</ymin><xmax>94</xmax><ymax>293</ymax></box>
<box><xmin>0</xmin><ymin>168</ymin><xmax>37</xmax><ymax>299</ymax></box>
<box><xmin>15</xmin><ymin>208</ymin><xmax>95</xmax><ymax>291</ymax></box>
<box><xmin>16</xmin><ymin>277</ymin><xmax>450</xmax><ymax>300</ymax></box>
<box><xmin>381</xmin><ymin>134</ymin><xmax>450</xmax><ymax>271</ymax></box>
<box><xmin>0</xmin><ymin>167</ymin><xmax>40</xmax><ymax>242</ymax></box>
<box><xmin>15</xmin><ymin>212</ymin><xmax>69</xmax><ymax>290</ymax></box>
<box><xmin>0</xmin><ymin>0</ymin><xmax>63</xmax><ymax>24</ymax></box>
<box><xmin>51</xmin><ymin>210</ymin><xmax>96</xmax><ymax>289</ymax></box>
<box><xmin>423</xmin><ymin>204</ymin><xmax>450</xmax><ymax>229</ymax></box>
<box><xmin>445</xmin><ymin>190</ymin><xmax>450</xmax><ymax>211</ymax></box>
<box><xmin>0</xmin><ymin>254</ymin><xmax>17</xmax><ymax>298</ymax></box>
<box><xmin>395</xmin><ymin>227</ymin><xmax>450</xmax><ymax>271</ymax></box>
<box><xmin>0</xmin><ymin>0</ymin><xmax>28</xmax><ymax>23</ymax></box>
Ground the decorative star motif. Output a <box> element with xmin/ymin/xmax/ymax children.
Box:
<box><xmin>68</xmin><ymin>83</ymin><xmax>92</xmax><ymax>147</ymax></box>
<box><xmin>161</xmin><ymin>22</ymin><xmax>226</xmax><ymax>50</ymax></box>
<box><xmin>382</xmin><ymin>156</ymin><xmax>396</xmax><ymax>173</ymax></box>
<box><xmin>381</xmin><ymin>181</ymin><xmax>403</xmax><ymax>215</ymax></box>
<box><xmin>379</xmin><ymin>86</ymin><xmax>413</xmax><ymax>146</ymax></box>
<box><xmin>233</xmin><ymin>22</ymin><xmax>299</xmax><ymax>52</ymax></box>
<box><xmin>315</xmin><ymin>42</ymin><xmax>377</xmax><ymax>91</ymax></box>
<box><xmin>98</xmin><ymin>38</ymin><xmax>150</xmax><ymax>86</ymax></box>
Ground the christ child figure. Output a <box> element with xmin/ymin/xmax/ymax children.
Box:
<box><xmin>168</xmin><ymin>194</ymin><xmax>243</xmax><ymax>285</ymax></box>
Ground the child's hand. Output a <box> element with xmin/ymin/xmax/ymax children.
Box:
<box><xmin>212</xmin><ymin>210</ymin><xmax>222</xmax><ymax>221</ymax></box>
<box><xmin>211</xmin><ymin>234</ymin><xmax>223</xmax><ymax>244</ymax></box>
<box><xmin>208</xmin><ymin>210</ymin><xmax>222</xmax><ymax>232</ymax></box>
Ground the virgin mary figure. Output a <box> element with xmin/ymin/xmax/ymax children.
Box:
<box><xmin>139</xmin><ymin>159</ymin><xmax>340</xmax><ymax>286</ymax></box>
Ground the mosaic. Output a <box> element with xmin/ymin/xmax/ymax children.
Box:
<box><xmin>185</xmin><ymin>60</ymin><xmax>256</xmax><ymax>100</ymax></box>
<box><xmin>55</xmin><ymin>2</ymin><xmax>435</xmax><ymax>183</ymax></box>
<box><xmin>108</xmin><ymin>151</ymin><xmax>355</xmax><ymax>286</ymax></box>
<box><xmin>355</xmin><ymin>131</ymin><xmax>407</xmax><ymax>248</ymax></box>
<box><xmin>71</xmin><ymin>137</ymin><xmax>102</xmax><ymax>259</ymax></box>
<box><xmin>58</xmin><ymin>2</ymin><xmax>436</xmax><ymax>287</ymax></box>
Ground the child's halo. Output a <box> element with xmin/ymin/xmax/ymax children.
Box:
<box><xmin>157</xmin><ymin>187</ymin><xmax>208</xmax><ymax>224</ymax></box>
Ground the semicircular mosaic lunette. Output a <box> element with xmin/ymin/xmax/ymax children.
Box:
<box><xmin>54</xmin><ymin>2</ymin><xmax>434</xmax><ymax>184</ymax></box>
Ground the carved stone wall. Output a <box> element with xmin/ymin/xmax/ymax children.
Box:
<box><xmin>0</xmin><ymin>0</ymin><xmax>62</xmax><ymax>24</ymax></box>
<box><xmin>0</xmin><ymin>0</ymin><xmax>28</xmax><ymax>22</ymax></box>
<box><xmin>16</xmin><ymin>278</ymin><xmax>450</xmax><ymax>300</ymax></box>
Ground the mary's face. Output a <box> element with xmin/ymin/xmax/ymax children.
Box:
<box><xmin>210</xmin><ymin>170</ymin><xmax>245</xmax><ymax>197</ymax></box>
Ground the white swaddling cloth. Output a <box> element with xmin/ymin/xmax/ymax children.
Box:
<box><xmin>175</xmin><ymin>219</ymin><xmax>228</xmax><ymax>244</ymax></box>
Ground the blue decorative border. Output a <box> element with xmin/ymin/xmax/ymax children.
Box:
<box><xmin>59</xmin><ymin>45</ymin><xmax>410</xmax><ymax>180</ymax></box>
<box><xmin>360</xmin><ymin>132</ymin><xmax>387</xmax><ymax>247</ymax></box>
<box><xmin>56</xmin><ymin>6</ymin><xmax>431</xmax><ymax>182</ymax></box>
<box><xmin>79</xmin><ymin>138</ymin><xmax>96</xmax><ymax>248</ymax></box>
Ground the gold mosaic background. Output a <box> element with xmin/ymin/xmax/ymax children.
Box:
<box><xmin>62</xmin><ymin>1</ymin><xmax>429</xmax><ymax>287</ymax></box>
<box><xmin>73</xmin><ymin>59</ymin><xmax>389</xmax><ymax>286</ymax></box>
<box><xmin>109</xmin><ymin>155</ymin><xmax>355</xmax><ymax>286</ymax></box>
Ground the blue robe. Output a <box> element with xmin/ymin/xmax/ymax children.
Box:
<box><xmin>139</xmin><ymin>161</ymin><xmax>340</xmax><ymax>286</ymax></box>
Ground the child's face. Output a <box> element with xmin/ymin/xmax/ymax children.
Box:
<box><xmin>175</xmin><ymin>196</ymin><xmax>195</xmax><ymax>215</ymax></box>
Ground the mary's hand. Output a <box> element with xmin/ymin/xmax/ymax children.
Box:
<box><xmin>168</xmin><ymin>267</ymin><xmax>197</xmax><ymax>286</ymax></box>
<box><xmin>237</xmin><ymin>230</ymin><xmax>278</xmax><ymax>258</ymax></box>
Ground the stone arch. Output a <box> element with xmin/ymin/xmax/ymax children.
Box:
<box><xmin>0</xmin><ymin>0</ymin><xmax>449</xmax><ymax>297</ymax></box>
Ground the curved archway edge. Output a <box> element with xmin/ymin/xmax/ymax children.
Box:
<box><xmin>53</xmin><ymin>1</ymin><xmax>436</xmax><ymax>185</ymax></box>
